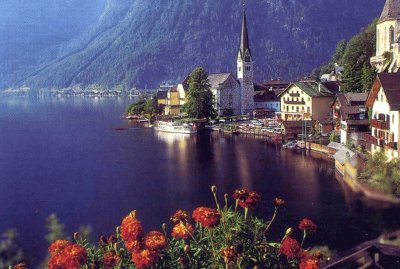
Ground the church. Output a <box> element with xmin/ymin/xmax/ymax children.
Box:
<box><xmin>161</xmin><ymin>0</ymin><xmax>255</xmax><ymax>116</ymax></box>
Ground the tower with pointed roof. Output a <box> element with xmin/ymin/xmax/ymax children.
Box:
<box><xmin>237</xmin><ymin>0</ymin><xmax>254</xmax><ymax>115</ymax></box>
<box><xmin>371</xmin><ymin>0</ymin><xmax>400</xmax><ymax>72</ymax></box>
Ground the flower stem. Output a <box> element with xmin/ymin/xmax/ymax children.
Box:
<box><xmin>244</xmin><ymin>208</ymin><xmax>248</xmax><ymax>221</ymax></box>
<box><xmin>264</xmin><ymin>208</ymin><xmax>278</xmax><ymax>235</ymax></box>
<box><xmin>208</xmin><ymin>229</ymin><xmax>218</xmax><ymax>266</ymax></box>
<box><xmin>301</xmin><ymin>230</ymin><xmax>307</xmax><ymax>247</ymax></box>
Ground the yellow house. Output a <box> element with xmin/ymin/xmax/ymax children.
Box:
<box><xmin>156</xmin><ymin>91</ymin><xmax>168</xmax><ymax>106</ymax></box>
<box><xmin>278</xmin><ymin>81</ymin><xmax>335</xmax><ymax>121</ymax></box>
<box><xmin>164</xmin><ymin>87</ymin><xmax>182</xmax><ymax>115</ymax></box>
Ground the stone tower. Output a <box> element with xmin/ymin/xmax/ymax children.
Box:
<box><xmin>237</xmin><ymin>0</ymin><xmax>254</xmax><ymax>115</ymax></box>
<box><xmin>371</xmin><ymin>0</ymin><xmax>400</xmax><ymax>72</ymax></box>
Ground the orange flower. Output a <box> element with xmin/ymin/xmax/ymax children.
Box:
<box><xmin>299</xmin><ymin>218</ymin><xmax>317</xmax><ymax>233</ymax></box>
<box><xmin>171</xmin><ymin>222</ymin><xmax>194</xmax><ymax>240</ymax></box>
<box><xmin>103</xmin><ymin>250</ymin><xmax>121</xmax><ymax>269</ymax></box>
<box><xmin>192</xmin><ymin>207</ymin><xmax>221</xmax><ymax>228</ymax></box>
<box><xmin>299</xmin><ymin>256</ymin><xmax>320</xmax><ymax>269</ymax></box>
<box><xmin>233</xmin><ymin>189</ymin><xmax>261</xmax><ymax>209</ymax></box>
<box><xmin>220</xmin><ymin>246</ymin><xmax>238</xmax><ymax>263</ymax></box>
<box><xmin>125</xmin><ymin>240</ymin><xmax>143</xmax><ymax>252</ymax></box>
<box><xmin>170</xmin><ymin>210</ymin><xmax>190</xmax><ymax>224</ymax></box>
<box><xmin>48</xmin><ymin>254</ymin><xmax>64</xmax><ymax>269</ymax></box>
<box><xmin>131</xmin><ymin>249</ymin><xmax>159</xmax><ymax>269</ymax></box>
<box><xmin>279</xmin><ymin>236</ymin><xmax>304</xmax><ymax>259</ymax></box>
<box><xmin>13</xmin><ymin>263</ymin><xmax>28</xmax><ymax>269</ymax></box>
<box><xmin>274</xmin><ymin>197</ymin><xmax>286</xmax><ymax>208</ymax></box>
<box><xmin>48</xmin><ymin>240</ymin><xmax>72</xmax><ymax>255</ymax></box>
<box><xmin>48</xmin><ymin>244</ymin><xmax>87</xmax><ymax>269</ymax></box>
<box><xmin>144</xmin><ymin>231</ymin><xmax>167</xmax><ymax>250</ymax></box>
<box><xmin>121</xmin><ymin>211</ymin><xmax>144</xmax><ymax>243</ymax></box>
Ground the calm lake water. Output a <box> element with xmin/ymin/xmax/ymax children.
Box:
<box><xmin>0</xmin><ymin>96</ymin><xmax>399</xmax><ymax>266</ymax></box>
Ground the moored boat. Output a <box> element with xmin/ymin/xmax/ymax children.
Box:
<box><xmin>154</xmin><ymin>121</ymin><xmax>197</xmax><ymax>134</ymax></box>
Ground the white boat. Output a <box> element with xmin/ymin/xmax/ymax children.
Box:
<box><xmin>154</xmin><ymin>121</ymin><xmax>197</xmax><ymax>134</ymax></box>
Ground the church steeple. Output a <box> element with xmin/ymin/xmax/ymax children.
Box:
<box><xmin>380</xmin><ymin>0</ymin><xmax>400</xmax><ymax>22</ymax></box>
<box><xmin>239</xmin><ymin>0</ymin><xmax>252</xmax><ymax>62</ymax></box>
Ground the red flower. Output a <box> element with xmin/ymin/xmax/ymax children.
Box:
<box><xmin>48</xmin><ymin>254</ymin><xmax>64</xmax><ymax>269</ymax></box>
<box><xmin>48</xmin><ymin>244</ymin><xmax>87</xmax><ymax>269</ymax></box>
<box><xmin>131</xmin><ymin>249</ymin><xmax>159</xmax><ymax>269</ymax></box>
<box><xmin>233</xmin><ymin>189</ymin><xmax>261</xmax><ymax>209</ymax></box>
<box><xmin>125</xmin><ymin>240</ymin><xmax>143</xmax><ymax>252</ymax></box>
<box><xmin>299</xmin><ymin>218</ymin><xmax>317</xmax><ymax>233</ymax></box>
<box><xmin>13</xmin><ymin>263</ymin><xmax>28</xmax><ymax>269</ymax></box>
<box><xmin>103</xmin><ymin>251</ymin><xmax>121</xmax><ymax>269</ymax></box>
<box><xmin>48</xmin><ymin>240</ymin><xmax>72</xmax><ymax>255</ymax></box>
<box><xmin>121</xmin><ymin>211</ymin><xmax>144</xmax><ymax>244</ymax></box>
<box><xmin>300</xmin><ymin>256</ymin><xmax>320</xmax><ymax>269</ymax></box>
<box><xmin>279</xmin><ymin>236</ymin><xmax>304</xmax><ymax>259</ymax></box>
<box><xmin>192</xmin><ymin>207</ymin><xmax>221</xmax><ymax>228</ymax></box>
<box><xmin>144</xmin><ymin>231</ymin><xmax>167</xmax><ymax>250</ymax></box>
<box><xmin>171</xmin><ymin>222</ymin><xmax>194</xmax><ymax>240</ymax></box>
<box><xmin>170</xmin><ymin>210</ymin><xmax>190</xmax><ymax>224</ymax></box>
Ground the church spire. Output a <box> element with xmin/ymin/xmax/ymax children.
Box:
<box><xmin>240</xmin><ymin>0</ymin><xmax>251</xmax><ymax>62</ymax></box>
<box><xmin>380</xmin><ymin>0</ymin><xmax>400</xmax><ymax>22</ymax></box>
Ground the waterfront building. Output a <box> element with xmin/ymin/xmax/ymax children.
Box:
<box><xmin>156</xmin><ymin>91</ymin><xmax>168</xmax><ymax>106</ymax></box>
<box><xmin>371</xmin><ymin>0</ymin><xmax>400</xmax><ymax>72</ymax></box>
<box><xmin>332</xmin><ymin>93</ymin><xmax>369</xmax><ymax>146</ymax></box>
<box><xmin>281</xmin><ymin>120</ymin><xmax>315</xmax><ymax>140</ymax></box>
<box><xmin>208</xmin><ymin>73</ymin><xmax>241</xmax><ymax>115</ymax></box>
<box><xmin>277</xmin><ymin>81</ymin><xmax>336</xmax><ymax>122</ymax></box>
<box><xmin>254</xmin><ymin>84</ymin><xmax>284</xmax><ymax>117</ymax></box>
<box><xmin>164</xmin><ymin>87</ymin><xmax>181</xmax><ymax>115</ymax></box>
<box><xmin>366</xmin><ymin>73</ymin><xmax>400</xmax><ymax>160</ymax></box>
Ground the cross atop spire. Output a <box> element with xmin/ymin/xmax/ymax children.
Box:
<box><xmin>239</xmin><ymin>0</ymin><xmax>252</xmax><ymax>62</ymax></box>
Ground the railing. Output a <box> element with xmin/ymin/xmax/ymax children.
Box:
<box><xmin>385</xmin><ymin>142</ymin><xmax>398</xmax><ymax>150</ymax></box>
<box><xmin>371</xmin><ymin>119</ymin><xmax>390</xmax><ymax>130</ymax></box>
<box><xmin>289</xmin><ymin>93</ymin><xmax>300</xmax><ymax>97</ymax></box>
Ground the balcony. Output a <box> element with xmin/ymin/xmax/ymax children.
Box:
<box><xmin>285</xmin><ymin>100</ymin><xmax>305</xmax><ymax>105</ymax></box>
<box><xmin>289</xmin><ymin>93</ymin><xmax>300</xmax><ymax>97</ymax></box>
<box><xmin>385</xmin><ymin>142</ymin><xmax>398</xmax><ymax>150</ymax></box>
<box><xmin>371</xmin><ymin>119</ymin><xmax>390</xmax><ymax>130</ymax></box>
<box><xmin>365</xmin><ymin>133</ymin><xmax>377</xmax><ymax>144</ymax></box>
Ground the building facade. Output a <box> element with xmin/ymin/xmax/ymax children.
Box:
<box><xmin>209</xmin><ymin>73</ymin><xmax>241</xmax><ymax>115</ymax></box>
<box><xmin>366</xmin><ymin>73</ymin><xmax>400</xmax><ymax>160</ymax></box>
<box><xmin>278</xmin><ymin>82</ymin><xmax>335</xmax><ymax>122</ymax></box>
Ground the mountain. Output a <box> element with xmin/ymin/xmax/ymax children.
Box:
<box><xmin>0</xmin><ymin>0</ymin><xmax>385</xmax><ymax>89</ymax></box>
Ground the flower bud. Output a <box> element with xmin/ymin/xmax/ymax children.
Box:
<box><xmin>211</xmin><ymin>185</ymin><xmax>217</xmax><ymax>194</ymax></box>
<box><xmin>162</xmin><ymin>223</ymin><xmax>167</xmax><ymax>232</ymax></box>
<box><xmin>285</xmin><ymin>227</ymin><xmax>293</xmax><ymax>237</ymax></box>
<box><xmin>184</xmin><ymin>245</ymin><xmax>190</xmax><ymax>253</ymax></box>
<box><xmin>73</xmin><ymin>232</ymin><xmax>81</xmax><ymax>242</ymax></box>
<box><xmin>129</xmin><ymin>210</ymin><xmax>137</xmax><ymax>218</ymax></box>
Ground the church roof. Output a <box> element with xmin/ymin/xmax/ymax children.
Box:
<box><xmin>380</xmin><ymin>0</ymin><xmax>400</xmax><ymax>22</ymax></box>
<box><xmin>208</xmin><ymin>73</ymin><xmax>234</xmax><ymax>88</ymax></box>
<box><xmin>239</xmin><ymin>1</ymin><xmax>252</xmax><ymax>61</ymax></box>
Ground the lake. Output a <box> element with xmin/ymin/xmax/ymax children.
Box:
<box><xmin>0</xmin><ymin>95</ymin><xmax>399</xmax><ymax>266</ymax></box>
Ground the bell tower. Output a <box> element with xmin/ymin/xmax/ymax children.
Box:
<box><xmin>237</xmin><ymin>0</ymin><xmax>254</xmax><ymax>115</ymax></box>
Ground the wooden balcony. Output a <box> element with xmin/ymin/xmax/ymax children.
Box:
<box><xmin>371</xmin><ymin>119</ymin><xmax>390</xmax><ymax>130</ymax></box>
<box><xmin>285</xmin><ymin>100</ymin><xmax>305</xmax><ymax>105</ymax></box>
<box><xmin>365</xmin><ymin>133</ymin><xmax>377</xmax><ymax>144</ymax></box>
<box><xmin>289</xmin><ymin>93</ymin><xmax>300</xmax><ymax>97</ymax></box>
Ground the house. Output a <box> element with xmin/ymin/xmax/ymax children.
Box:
<box><xmin>370</xmin><ymin>0</ymin><xmax>400</xmax><ymax>72</ymax></box>
<box><xmin>315</xmin><ymin>118</ymin><xmax>334</xmax><ymax>136</ymax></box>
<box><xmin>278</xmin><ymin>81</ymin><xmax>336</xmax><ymax>122</ymax></box>
<box><xmin>208</xmin><ymin>73</ymin><xmax>241</xmax><ymax>115</ymax></box>
<box><xmin>254</xmin><ymin>83</ymin><xmax>284</xmax><ymax>117</ymax></box>
<box><xmin>164</xmin><ymin>87</ymin><xmax>181</xmax><ymax>116</ymax></box>
<box><xmin>281</xmin><ymin>120</ymin><xmax>315</xmax><ymax>140</ymax></box>
<box><xmin>365</xmin><ymin>73</ymin><xmax>400</xmax><ymax>160</ymax></box>
<box><xmin>320</xmin><ymin>63</ymin><xmax>344</xmax><ymax>82</ymax></box>
<box><xmin>333</xmin><ymin>147</ymin><xmax>357</xmax><ymax>175</ymax></box>
<box><xmin>332</xmin><ymin>93</ymin><xmax>369</xmax><ymax>146</ymax></box>
<box><xmin>156</xmin><ymin>90</ymin><xmax>168</xmax><ymax>106</ymax></box>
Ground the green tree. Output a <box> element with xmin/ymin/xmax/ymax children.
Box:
<box><xmin>183</xmin><ymin>67</ymin><xmax>215</xmax><ymax>119</ymax></box>
<box><xmin>45</xmin><ymin>214</ymin><xmax>67</xmax><ymax>244</ymax></box>
<box><xmin>0</xmin><ymin>229</ymin><xmax>25</xmax><ymax>268</ymax></box>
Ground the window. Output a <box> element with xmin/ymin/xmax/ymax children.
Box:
<box><xmin>302</xmin><ymin>98</ymin><xmax>304</xmax><ymax>102</ymax></box>
<box><xmin>390</xmin><ymin>26</ymin><xmax>395</xmax><ymax>45</ymax></box>
<box><xmin>377</xmin><ymin>29</ymin><xmax>380</xmax><ymax>51</ymax></box>
<box><xmin>307</xmin><ymin>107</ymin><xmax>310</xmax><ymax>113</ymax></box>
<box><xmin>239</xmin><ymin>67</ymin><xmax>242</xmax><ymax>72</ymax></box>
<box><xmin>292</xmin><ymin>106</ymin><xmax>294</xmax><ymax>111</ymax></box>
<box><xmin>296</xmin><ymin>107</ymin><xmax>299</xmax><ymax>112</ymax></box>
<box><xmin>381</xmin><ymin>94</ymin><xmax>383</xmax><ymax>102</ymax></box>
<box><xmin>308</xmin><ymin>97</ymin><xmax>311</xmax><ymax>101</ymax></box>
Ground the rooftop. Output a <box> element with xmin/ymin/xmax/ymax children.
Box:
<box><xmin>380</xmin><ymin>0</ymin><xmax>400</xmax><ymax>22</ymax></box>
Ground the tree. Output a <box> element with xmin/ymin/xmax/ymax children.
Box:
<box><xmin>183</xmin><ymin>67</ymin><xmax>215</xmax><ymax>119</ymax></box>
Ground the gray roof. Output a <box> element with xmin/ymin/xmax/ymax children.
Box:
<box><xmin>380</xmin><ymin>0</ymin><xmax>400</xmax><ymax>22</ymax></box>
<box><xmin>333</xmin><ymin>148</ymin><xmax>357</xmax><ymax>165</ymax></box>
<box><xmin>327</xmin><ymin>142</ymin><xmax>344</xmax><ymax>151</ymax></box>
<box><xmin>279</xmin><ymin>82</ymin><xmax>334</xmax><ymax>97</ymax></box>
<box><xmin>208</xmin><ymin>73</ymin><xmax>234</xmax><ymax>89</ymax></box>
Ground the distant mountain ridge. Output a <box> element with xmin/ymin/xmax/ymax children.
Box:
<box><xmin>0</xmin><ymin>0</ymin><xmax>385</xmax><ymax>89</ymax></box>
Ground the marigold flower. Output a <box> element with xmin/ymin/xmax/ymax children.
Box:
<box><xmin>220</xmin><ymin>246</ymin><xmax>238</xmax><ymax>263</ymax></box>
<box><xmin>144</xmin><ymin>231</ymin><xmax>167</xmax><ymax>250</ymax></box>
<box><xmin>299</xmin><ymin>256</ymin><xmax>320</xmax><ymax>269</ymax></box>
<box><xmin>125</xmin><ymin>240</ymin><xmax>143</xmax><ymax>252</ymax></box>
<box><xmin>171</xmin><ymin>222</ymin><xmax>194</xmax><ymax>240</ymax></box>
<box><xmin>121</xmin><ymin>212</ymin><xmax>144</xmax><ymax>243</ymax></box>
<box><xmin>13</xmin><ymin>263</ymin><xmax>28</xmax><ymax>269</ymax></box>
<box><xmin>233</xmin><ymin>189</ymin><xmax>261</xmax><ymax>209</ymax></box>
<box><xmin>48</xmin><ymin>254</ymin><xmax>64</xmax><ymax>269</ymax></box>
<box><xmin>48</xmin><ymin>244</ymin><xmax>87</xmax><ymax>269</ymax></box>
<box><xmin>192</xmin><ymin>207</ymin><xmax>221</xmax><ymax>228</ymax></box>
<box><xmin>274</xmin><ymin>197</ymin><xmax>286</xmax><ymax>207</ymax></box>
<box><xmin>170</xmin><ymin>210</ymin><xmax>190</xmax><ymax>224</ymax></box>
<box><xmin>299</xmin><ymin>218</ymin><xmax>317</xmax><ymax>233</ymax></box>
<box><xmin>48</xmin><ymin>240</ymin><xmax>72</xmax><ymax>255</ymax></box>
<box><xmin>103</xmin><ymin>250</ymin><xmax>121</xmax><ymax>269</ymax></box>
<box><xmin>131</xmin><ymin>249</ymin><xmax>159</xmax><ymax>269</ymax></box>
<box><xmin>279</xmin><ymin>236</ymin><xmax>304</xmax><ymax>259</ymax></box>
